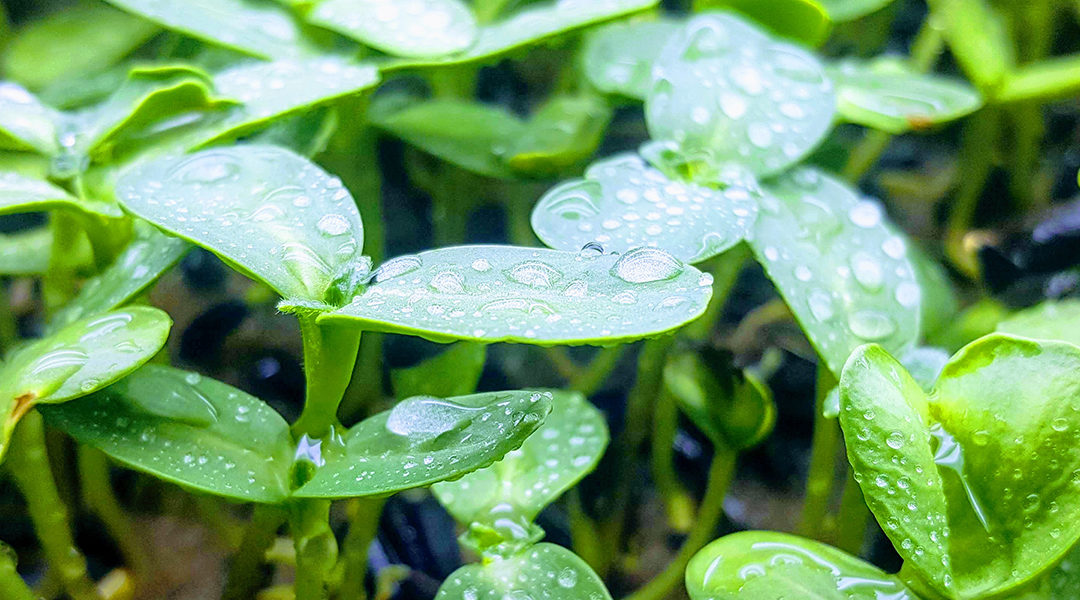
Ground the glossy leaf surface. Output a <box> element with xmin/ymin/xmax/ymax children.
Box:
<box><xmin>582</xmin><ymin>20</ymin><xmax>679</xmax><ymax>100</ymax></box>
<box><xmin>531</xmin><ymin>153</ymin><xmax>758</xmax><ymax>263</ymax></box>
<box><xmin>685</xmin><ymin>531</ymin><xmax>915</xmax><ymax>599</ymax></box>
<box><xmin>433</xmin><ymin>390</ymin><xmax>608</xmax><ymax>524</ymax></box>
<box><xmin>996</xmin><ymin>300</ymin><xmax>1080</xmax><ymax>347</ymax></box>
<box><xmin>701</xmin><ymin>0</ymin><xmax>831</xmax><ymax>46</ymax></box>
<box><xmin>504</xmin><ymin>95</ymin><xmax>611</xmax><ymax>177</ymax></box>
<box><xmin>646</xmin><ymin>13</ymin><xmax>834</xmax><ymax>177</ymax></box>
<box><xmin>310</xmin><ymin>0</ymin><xmax>477</xmax><ymax>58</ymax></box>
<box><xmin>436</xmin><ymin>543</ymin><xmax>612</xmax><ymax>600</ymax></box>
<box><xmin>751</xmin><ymin>167</ymin><xmax>920</xmax><ymax>377</ymax></box>
<box><xmin>321</xmin><ymin>245</ymin><xmax>714</xmax><ymax>345</ymax></box>
<box><xmin>294</xmin><ymin>390</ymin><xmax>552</xmax><ymax>498</ymax></box>
<box><xmin>42</xmin><ymin>365</ymin><xmax>293</xmax><ymax>503</ymax></box>
<box><xmin>0</xmin><ymin>172</ymin><xmax>121</xmax><ymax>218</ymax></box>
<box><xmin>115</xmin><ymin>144</ymin><xmax>364</xmax><ymax>302</ymax></box>
<box><xmin>829</xmin><ymin>58</ymin><xmax>982</xmax><ymax>134</ymax></box>
<box><xmin>391</xmin><ymin>343</ymin><xmax>487</xmax><ymax>399</ymax></box>
<box><xmin>0</xmin><ymin>83</ymin><xmax>60</xmax><ymax>154</ymax></box>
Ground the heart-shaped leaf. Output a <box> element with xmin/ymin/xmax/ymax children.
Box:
<box><xmin>818</xmin><ymin>0</ymin><xmax>895</xmax><ymax>21</ymax></box>
<box><xmin>685</xmin><ymin>531</ymin><xmax>916</xmax><ymax>599</ymax></box>
<box><xmin>700</xmin><ymin>0</ymin><xmax>832</xmax><ymax>46</ymax></box>
<box><xmin>828</xmin><ymin>58</ymin><xmax>982</xmax><ymax>134</ymax></box>
<box><xmin>582</xmin><ymin>19</ymin><xmax>680</xmax><ymax>100</ymax></box>
<box><xmin>504</xmin><ymin>95</ymin><xmax>611</xmax><ymax>177</ymax></box>
<box><xmin>2</xmin><ymin>4</ymin><xmax>159</xmax><ymax>91</ymax></box>
<box><xmin>646</xmin><ymin>13</ymin><xmax>835</xmax><ymax>177</ymax></box>
<box><xmin>41</xmin><ymin>365</ymin><xmax>293</xmax><ymax>503</ymax></box>
<box><xmin>750</xmin><ymin>167</ymin><xmax>920</xmax><ymax>377</ymax></box>
<box><xmin>0</xmin><ymin>172</ymin><xmax>122</xmax><ymax>218</ymax></box>
<box><xmin>391</xmin><ymin>343</ymin><xmax>487</xmax><ymax>399</ymax></box>
<box><xmin>103</xmin><ymin>0</ymin><xmax>306</xmax><ymax>60</ymax></box>
<box><xmin>309</xmin><ymin>0</ymin><xmax>477</xmax><ymax>58</ymax></box>
<box><xmin>996</xmin><ymin>300</ymin><xmax>1080</xmax><ymax>347</ymax></box>
<box><xmin>433</xmin><ymin>390</ymin><xmax>608</xmax><ymax>527</ymax></box>
<box><xmin>293</xmin><ymin>390</ymin><xmax>552</xmax><ymax>498</ymax></box>
<box><xmin>51</xmin><ymin>223</ymin><xmax>190</xmax><ymax>329</ymax></box>
<box><xmin>370</xmin><ymin>97</ymin><xmax>524</xmax><ymax>178</ymax></box>
<box><xmin>0</xmin><ymin>306</ymin><xmax>171</xmax><ymax>460</ymax></box>
<box><xmin>531</xmin><ymin>153</ymin><xmax>758</xmax><ymax>263</ymax></box>
<box><xmin>114</xmin><ymin>144</ymin><xmax>364</xmax><ymax>302</ymax></box>
<box><xmin>0</xmin><ymin>228</ymin><xmax>52</xmax><ymax>275</ymax></box>
<box><xmin>0</xmin><ymin>83</ymin><xmax>60</xmax><ymax>155</ymax></box>
<box><xmin>320</xmin><ymin>245</ymin><xmax>714</xmax><ymax>346</ymax></box>
<box><xmin>436</xmin><ymin>543</ymin><xmax>612</xmax><ymax>600</ymax></box>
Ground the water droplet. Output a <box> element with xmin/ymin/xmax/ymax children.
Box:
<box><xmin>507</xmin><ymin>261</ymin><xmax>563</xmax><ymax>288</ymax></box>
<box><xmin>611</xmin><ymin>247</ymin><xmax>684</xmax><ymax>283</ymax></box>
<box><xmin>370</xmin><ymin>255</ymin><xmax>422</xmax><ymax>283</ymax></box>
<box><xmin>848</xmin><ymin>310</ymin><xmax>896</xmax><ymax>341</ymax></box>
<box><xmin>317</xmin><ymin>214</ymin><xmax>350</xmax><ymax>236</ymax></box>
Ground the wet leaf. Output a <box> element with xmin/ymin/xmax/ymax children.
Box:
<box><xmin>818</xmin><ymin>0</ymin><xmax>896</xmax><ymax>21</ymax></box>
<box><xmin>750</xmin><ymin>167</ymin><xmax>920</xmax><ymax>377</ymax></box>
<box><xmin>309</xmin><ymin>0</ymin><xmax>477</xmax><ymax>58</ymax></box>
<box><xmin>114</xmin><ymin>144</ymin><xmax>365</xmax><ymax>302</ymax></box>
<box><xmin>828</xmin><ymin>58</ymin><xmax>982</xmax><ymax>134</ymax></box>
<box><xmin>2</xmin><ymin>4</ymin><xmax>159</xmax><ymax>91</ymax></box>
<box><xmin>685</xmin><ymin>531</ymin><xmax>916</xmax><ymax>599</ymax></box>
<box><xmin>436</xmin><ymin>543</ymin><xmax>612</xmax><ymax>600</ymax></box>
<box><xmin>646</xmin><ymin>13</ymin><xmax>834</xmax><ymax>177</ymax></box>
<box><xmin>391</xmin><ymin>343</ymin><xmax>487</xmax><ymax>399</ymax></box>
<box><xmin>505</xmin><ymin>95</ymin><xmax>611</xmax><ymax>177</ymax></box>
<box><xmin>320</xmin><ymin>245</ymin><xmax>714</xmax><ymax>346</ymax></box>
<box><xmin>0</xmin><ymin>172</ymin><xmax>122</xmax><ymax>218</ymax></box>
<box><xmin>0</xmin><ymin>82</ymin><xmax>61</xmax><ymax>154</ymax></box>
<box><xmin>103</xmin><ymin>0</ymin><xmax>306</xmax><ymax>59</ymax></box>
<box><xmin>582</xmin><ymin>19</ymin><xmax>680</xmax><ymax>100</ymax></box>
<box><xmin>700</xmin><ymin>0</ymin><xmax>832</xmax><ymax>46</ymax></box>
<box><xmin>293</xmin><ymin>390</ymin><xmax>552</xmax><ymax>498</ymax></box>
<box><xmin>0</xmin><ymin>307</ymin><xmax>171</xmax><ymax>460</ymax></box>
<box><xmin>531</xmin><ymin>153</ymin><xmax>758</xmax><ymax>263</ymax></box>
<box><xmin>996</xmin><ymin>300</ymin><xmax>1080</xmax><ymax>347</ymax></box>
<box><xmin>42</xmin><ymin>365</ymin><xmax>293</xmax><ymax>503</ymax></box>
<box><xmin>0</xmin><ymin>228</ymin><xmax>51</xmax><ymax>275</ymax></box>
<box><xmin>433</xmin><ymin>390</ymin><xmax>608</xmax><ymax>526</ymax></box>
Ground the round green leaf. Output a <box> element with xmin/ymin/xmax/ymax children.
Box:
<box><xmin>504</xmin><ymin>95</ymin><xmax>611</xmax><ymax>177</ymax></box>
<box><xmin>436</xmin><ymin>543</ymin><xmax>612</xmax><ymax>600</ymax></box>
<box><xmin>531</xmin><ymin>153</ymin><xmax>758</xmax><ymax>263</ymax></box>
<box><xmin>433</xmin><ymin>390</ymin><xmax>608</xmax><ymax>525</ymax></box>
<box><xmin>0</xmin><ymin>83</ymin><xmax>60</xmax><ymax>155</ymax></box>
<box><xmin>750</xmin><ymin>167</ymin><xmax>920</xmax><ymax>377</ymax></box>
<box><xmin>309</xmin><ymin>0</ymin><xmax>477</xmax><ymax>58</ymax></box>
<box><xmin>0</xmin><ymin>307</ymin><xmax>171</xmax><ymax>460</ymax></box>
<box><xmin>293</xmin><ymin>390</ymin><xmax>553</xmax><ymax>498</ymax></box>
<box><xmin>114</xmin><ymin>144</ymin><xmax>365</xmax><ymax>302</ymax></box>
<box><xmin>996</xmin><ymin>300</ymin><xmax>1080</xmax><ymax>347</ymax></box>
<box><xmin>391</xmin><ymin>342</ymin><xmax>487</xmax><ymax>399</ymax></box>
<box><xmin>320</xmin><ymin>245</ymin><xmax>714</xmax><ymax>346</ymax></box>
<box><xmin>0</xmin><ymin>172</ymin><xmax>122</xmax><ymax>218</ymax></box>
<box><xmin>41</xmin><ymin>365</ymin><xmax>293</xmax><ymax>503</ymax></box>
<box><xmin>646</xmin><ymin>12</ymin><xmax>835</xmax><ymax>177</ymax></box>
<box><xmin>582</xmin><ymin>19</ymin><xmax>680</xmax><ymax>100</ymax></box>
<box><xmin>686</xmin><ymin>531</ymin><xmax>916</xmax><ymax>599</ymax></box>
<box><xmin>818</xmin><ymin>0</ymin><xmax>895</xmax><ymax>21</ymax></box>
<box><xmin>828</xmin><ymin>58</ymin><xmax>982</xmax><ymax>134</ymax></box>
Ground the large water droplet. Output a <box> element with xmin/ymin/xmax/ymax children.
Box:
<box><xmin>371</xmin><ymin>255</ymin><xmax>422</xmax><ymax>283</ymax></box>
<box><xmin>611</xmin><ymin>247</ymin><xmax>684</xmax><ymax>283</ymax></box>
<box><xmin>507</xmin><ymin>261</ymin><xmax>563</xmax><ymax>288</ymax></box>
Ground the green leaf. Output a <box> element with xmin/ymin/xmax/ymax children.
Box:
<box><xmin>2</xmin><ymin>4</ymin><xmax>159</xmax><ymax>91</ymax></box>
<box><xmin>433</xmin><ymin>390</ymin><xmax>608</xmax><ymax>526</ymax></box>
<box><xmin>114</xmin><ymin>144</ymin><xmax>365</xmax><ymax>302</ymax></box>
<box><xmin>750</xmin><ymin>167</ymin><xmax>920</xmax><ymax>377</ymax></box>
<box><xmin>1050</xmin><ymin>544</ymin><xmax>1080</xmax><ymax>599</ymax></box>
<box><xmin>370</xmin><ymin>97</ymin><xmax>524</xmax><ymax>178</ymax></box>
<box><xmin>817</xmin><ymin>0</ymin><xmax>895</xmax><ymax>21</ymax></box>
<box><xmin>0</xmin><ymin>82</ymin><xmax>60</xmax><ymax>154</ymax></box>
<box><xmin>828</xmin><ymin>58</ymin><xmax>982</xmax><ymax>134</ymax></box>
<box><xmin>0</xmin><ymin>227</ymin><xmax>51</xmax><ymax>275</ymax></box>
<box><xmin>0</xmin><ymin>172</ymin><xmax>122</xmax><ymax>218</ymax></box>
<box><xmin>320</xmin><ymin>245</ymin><xmax>714</xmax><ymax>346</ymax></box>
<box><xmin>504</xmin><ymin>95</ymin><xmax>612</xmax><ymax>177</ymax></box>
<box><xmin>309</xmin><ymin>0</ymin><xmax>477</xmax><ymax>58</ymax></box>
<box><xmin>685</xmin><ymin>531</ymin><xmax>916</xmax><ymax>599</ymax></box>
<box><xmin>103</xmin><ymin>0</ymin><xmax>306</xmax><ymax>59</ymax></box>
<box><xmin>909</xmin><ymin>242</ymin><xmax>958</xmax><ymax>339</ymax></box>
<box><xmin>293</xmin><ymin>390</ymin><xmax>553</xmax><ymax>498</ymax></box>
<box><xmin>582</xmin><ymin>19</ymin><xmax>680</xmax><ymax>100</ymax></box>
<box><xmin>839</xmin><ymin>345</ymin><xmax>951</xmax><ymax>597</ymax></box>
<box><xmin>925</xmin><ymin>0</ymin><xmax>1013</xmax><ymax>91</ymax></box>
<box><xmin>530</xmin><ymin>153</ymin><xmax>758</xmax><ymax>263</ymax></box>
<box><xmin>435</xmin><ymin>543</ymin><xmax>612</xmax><ymax>600</ymax></box>
<box><xmin>41</xmin><ymin>365</ymin><xmax>293</xmax><ymax>503</ymax></box>
<box><xmin>391</xmin><ymin>343</ymin><xmax>487</xmax><ymax>399</ymax></box>
<box><xmin>199</xmin><ymin>57</ymin><xmax>380</xmax><ymax>147</ymax></box>
<box><xmin>663</xmin><ymin>352</ymin><xmax>775</xmax><ymax>449</ymax></box>
<box><xmin>996</xmin><ymin>300</ymin><xmax>1080</xmax><ymax>347</ymax></box>
<box><xmin>646</xmin><ymin>13</ymin><xmax>835</xmax><ymax>177</ymax></box>
<box><xmin>50</xmin><ymin>223</ymin><xmax>190</xmax><ymax>329</ymax></box>
<box><xmin>0</xmin><ymin>307</ymin><xmax>171</xmax><ymax>460</ymax></box>
<box><xmin>698</xmin><ymin>0</ymin><xmax>832</xmax><ymax>46</ymax></box>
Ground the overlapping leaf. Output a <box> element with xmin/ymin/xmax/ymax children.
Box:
<box><xmin>0</xmin><ymin>172</ymin><xmax>121</xmax><ymax>218</ymax></box>
<box><xmin>504</xmin><ymin>95</ymin><xmax>611</xmax><ymax>177</ymax></box>
<box><xmin>996</xmin><ymin>300</ymin><xmax>1080</xmax><ymax>347</ymax></box>
<box><xmin>391</xmin><ymin>343</ymin><xmax>487</xmax><ymax>399</ymax></box>
<box><xmin>309</xmin><ymin>0</ymin><xmax>477</xmax><ymax>58</ymax></box>
<box><xmin>436</xmin><ymin>543</ymin><xmax>612</xmax><ymax>600</ymax></box>
<box><xmin>0</xmin><ymin>83</ymin><xmax>60</xmax><ymax>154</ymax></box>
<box><xmin>582</xmin><ymin>20</ymin><xmax>680</xmax><ymax>100</ymax></box>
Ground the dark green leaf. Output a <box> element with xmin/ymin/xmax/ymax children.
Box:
<box><xmin>320</xmin><ymin>245</ymin><xmax>714</xmax><ymax>346</ymax></box>
<box><xmin>996</xmin><ymin>300</ymin><xmax>1080</xmax><ymax>347</ymax></box>
<box><xmin>42</xmin><ymin>365</ymin><xmax>293</xmax><ymax>503</ymax></box>
<box><xmin>435</xmin><ymin>543</ymin><xmax>612</xmax><ymax>600</ymax></box>
<box><xmin>309</xmin><ymin>0</ymin><xmax>477</xmax><ymax>58</ymax></box>
<box><xmin>582</xmin><ymin>19</ymin><xmax>680</xmax><ymax>100</ymax></box>
<box><xmin>391</xmin><ymin>343</ymin><xmax>487</xmax><ymax>399</ymax></box>
<box><xmin>293</xmin><ymin>390</ymin><xmax>553</xmax><ymax>498</ymax></box>
<box><xmin>505</xmin><ymin>95</ymin><xmax>611</xmax><ymax>177</ymax></box>
<box><xmin>0</xmin><ymin>83</ymin><xmax>60</xmax><ymax>154</ymax></box>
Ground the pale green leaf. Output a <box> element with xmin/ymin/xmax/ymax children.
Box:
<box><xmin>309</xmin><ymin>0</ymin><xmax>477</xmax><ymax>58</ymax></box>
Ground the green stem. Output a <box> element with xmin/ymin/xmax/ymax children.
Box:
<box><xmin>293</xmin><ymin>315</ymin><xmax>362</xmax><ymax>438</ymax></box>
<box><xmin>567</xmin><ymin>488</ymin><xmax>604</xmax><ymax>572</ymax></box>
<box><xmin>290</xmin><ymin>500</ymin><xmax>337</xmax><ymax>600</ymax></box>
<box><xmin>684</xmin><ymin>244</ymin><xmax>748</xmax><ymax>341</ymax></box>
<box><xmin>833</xmin><ymin>467</ymin><xmax>870</xmax><ymax>555</ymax></box>
<box><xmin>8</xmin><ymin>412</ymin><xmax>100</xmax><ymax>600</ymax></box>
<box><xmin>797</xmin><ymin>364</ymin><xmax>840</xmax><ymax>540</ymax></box>
<box><xmin>0</xmin><ymin>542</ymin><xmax>36</xmax><ymax>600</ymax></box>
<box><xmin>77</xmin><ymin>447</ymin><xmax>149</xmax><ymax>580</ymax></box>
<box><xmin>650</xmin><ymin>388</ymin><xmax>694</xmax><ymax>533</ymax></box>
<box><xmin>337</xmin><ymin>498</ymin><xmax>386</xmax><ymax>600</ymax></box>
<box><xmin>223</xmin><ymin>506</ymin><xmax>286</xmax><ymax>600</ymax></box>
<box><xmin>43</xmin><ymin>212</ymin><xmax>83</xmax><ymax>312</ymax></box>
<box><xmin>623</xmin><ymin>445</ymin><xmax>735</xmax><ymax>600</ymax></box>
<box><xmin>945</xmin><ymin>107</ymin><xmax>1001</xmax><ymax>278</ymax></box>
<box><xmin>569</xmin><ymin>346</ymin><xmax>626</xmax><ymax>397</ymax></box>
